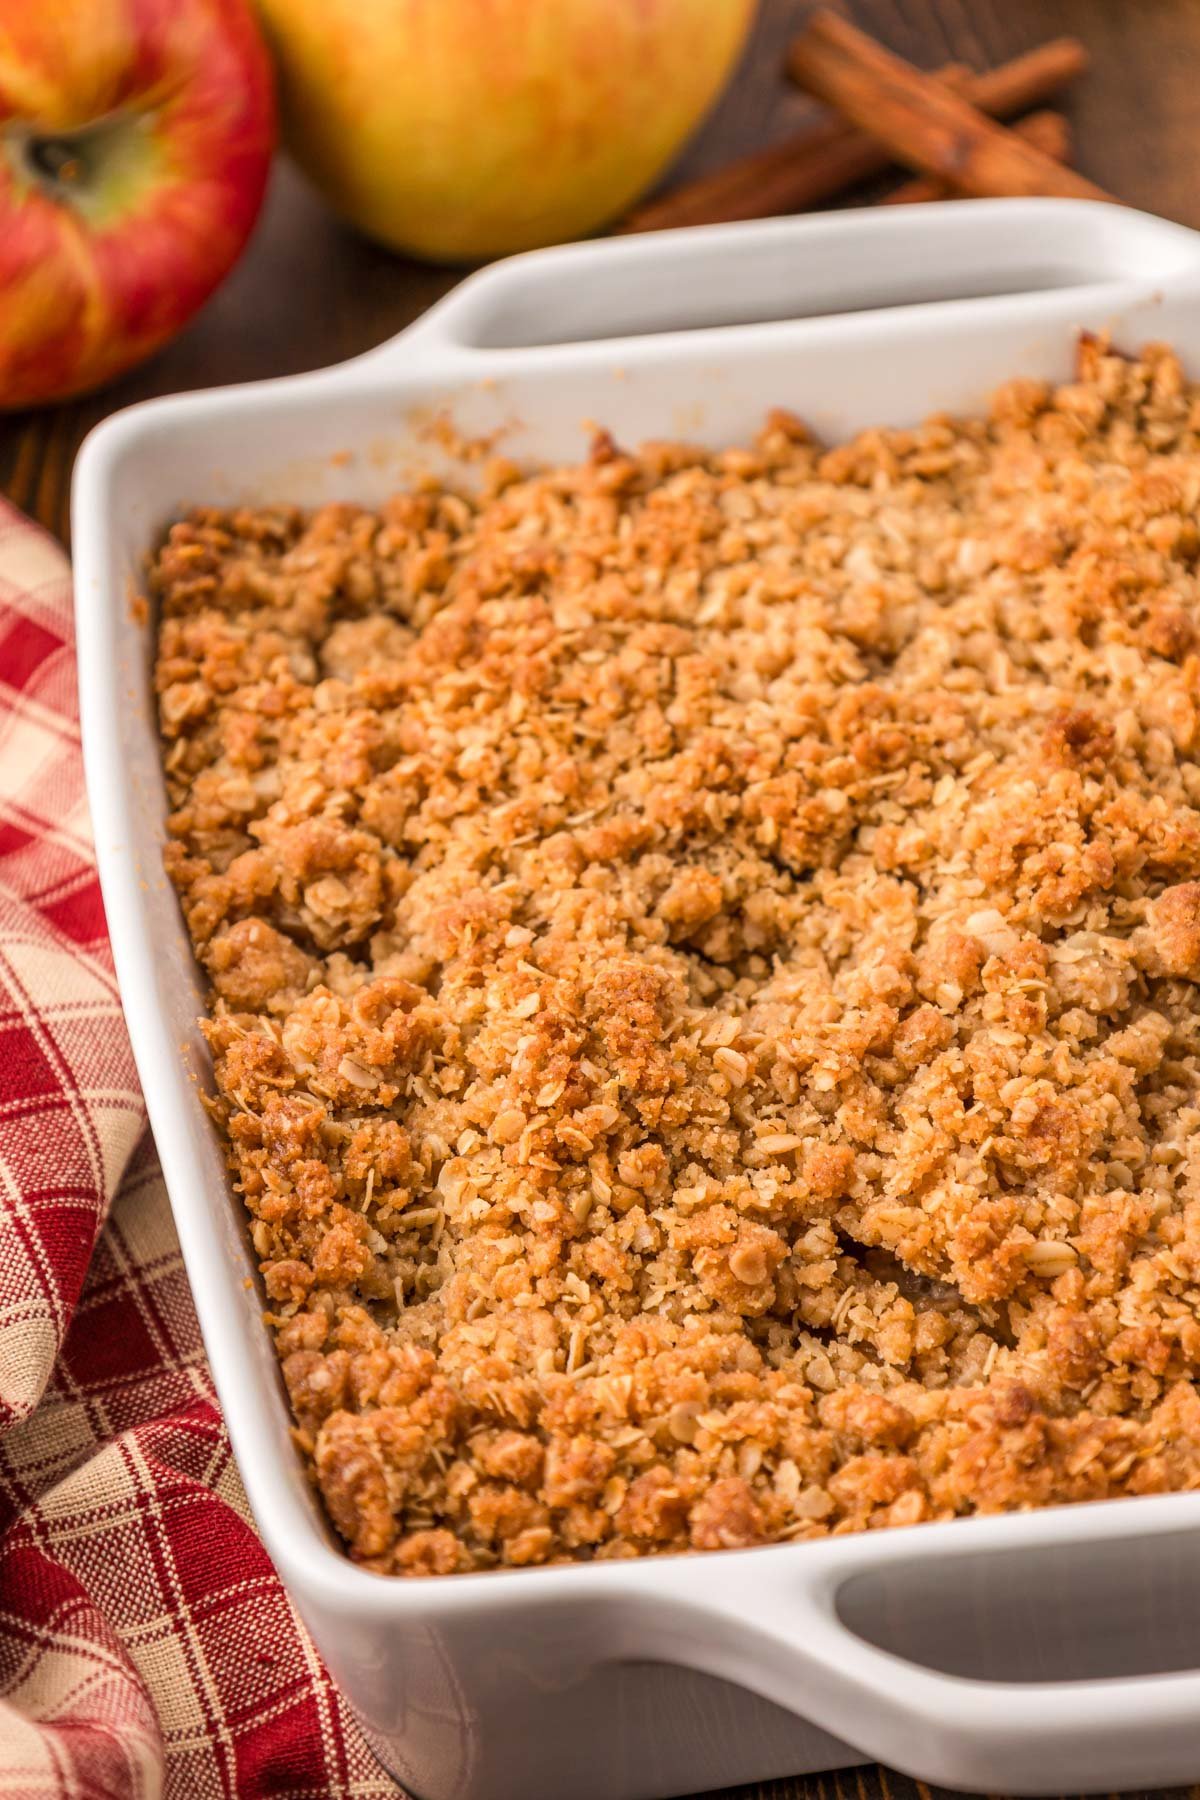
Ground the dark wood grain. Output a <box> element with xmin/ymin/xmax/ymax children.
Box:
<box><xmin>5</xmin><ymin>4</ymin><xmax>1200</xmax><ymax>1797</ymax></box>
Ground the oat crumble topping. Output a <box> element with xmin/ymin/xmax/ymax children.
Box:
<box><xmin>155</xmin><ymin>339</ymin><xmax>1200</xmax><ymax>1575</ymax></box>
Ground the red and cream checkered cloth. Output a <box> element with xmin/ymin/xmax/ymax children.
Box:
<box><xmin>0</xmin><ymin>502</ymin><xmax>397</xmax><ymax>1799</ymax></box>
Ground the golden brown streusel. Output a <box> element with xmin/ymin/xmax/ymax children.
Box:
<box><xmin>155</xmin><ymin>339</ymin><xmax>1200</xmax><ymax>1574</ymax></box>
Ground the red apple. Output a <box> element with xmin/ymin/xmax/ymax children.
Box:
<box><xmin>0</xmin><ymin>0</ymin><xmax>275</xmax><ymax>408</ymax></box>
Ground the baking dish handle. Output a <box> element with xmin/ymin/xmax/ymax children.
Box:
<box><xmin>353</xmin><ymin>200</ymin><xmax>1200</xmax><ymax>367</ymax></box>
<box><xmin>643</xmin><ymin>1498</ymin><xmax>1200</xmax><ymax>1791</ymax></box>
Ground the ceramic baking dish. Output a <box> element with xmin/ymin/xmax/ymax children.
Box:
<box><xmin>73</xmin><ymin>199</ymin><xmax>1200</xmax><ymax>1800</ymax></box>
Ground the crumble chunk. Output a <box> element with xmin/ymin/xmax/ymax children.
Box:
<box><xmin>155</xmin><ymin>338</ymin><xmax>1200</xmax><ymax>1574</ymax></box>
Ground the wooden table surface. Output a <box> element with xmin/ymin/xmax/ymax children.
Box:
<box><xmin>5</xmin><ymin>2</ymin><xmax>1200</xmax><ymax>1797</ymax></box>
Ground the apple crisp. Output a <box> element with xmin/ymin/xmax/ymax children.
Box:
<box><xmin>154</xmin><ymin>338</ymin><xmax>1200</xmax><ymax>1576</ymax></box>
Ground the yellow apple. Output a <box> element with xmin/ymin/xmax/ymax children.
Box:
<box><xmin>252</xmin><ymin>0</ymin><xmax>755</xmax><ymax>262</ymax></box>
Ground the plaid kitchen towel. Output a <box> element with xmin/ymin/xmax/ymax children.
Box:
<box><xmin>0</xmin><ymin>502</ymin><xmax>396</xmax><ymax>1799</ymax></box>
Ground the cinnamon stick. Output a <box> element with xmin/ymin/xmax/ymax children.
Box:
<box><xmin>884</xmin><ymin>109</ymin><xmax>1071</xmax><ymax>205</ymax></box>
<box><xmin>788</xmin><ymin>12</ymin><xmax>1110</xmax><ymax>204</ymax></box>
<box><xmin>621</xmin><ymin>36</ymin><xmax>1087</xmax><ymax>233</ymax></box>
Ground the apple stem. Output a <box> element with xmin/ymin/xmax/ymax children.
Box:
<box><xmin>28</xmin><ymin>139</ymin><xmax>85</xmax><ymax>186</ymax></box>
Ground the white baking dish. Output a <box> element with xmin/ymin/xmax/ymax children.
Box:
<box><xmin>73</xmin><ymin>199</ymin><xmax>1200</xmax><ymax>1800</ymax></box>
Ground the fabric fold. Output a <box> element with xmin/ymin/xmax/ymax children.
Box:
<box><xmin>0</xmin><ymin>502</ymin><xmax>392</xmax><ymax>1798</ymax></box>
